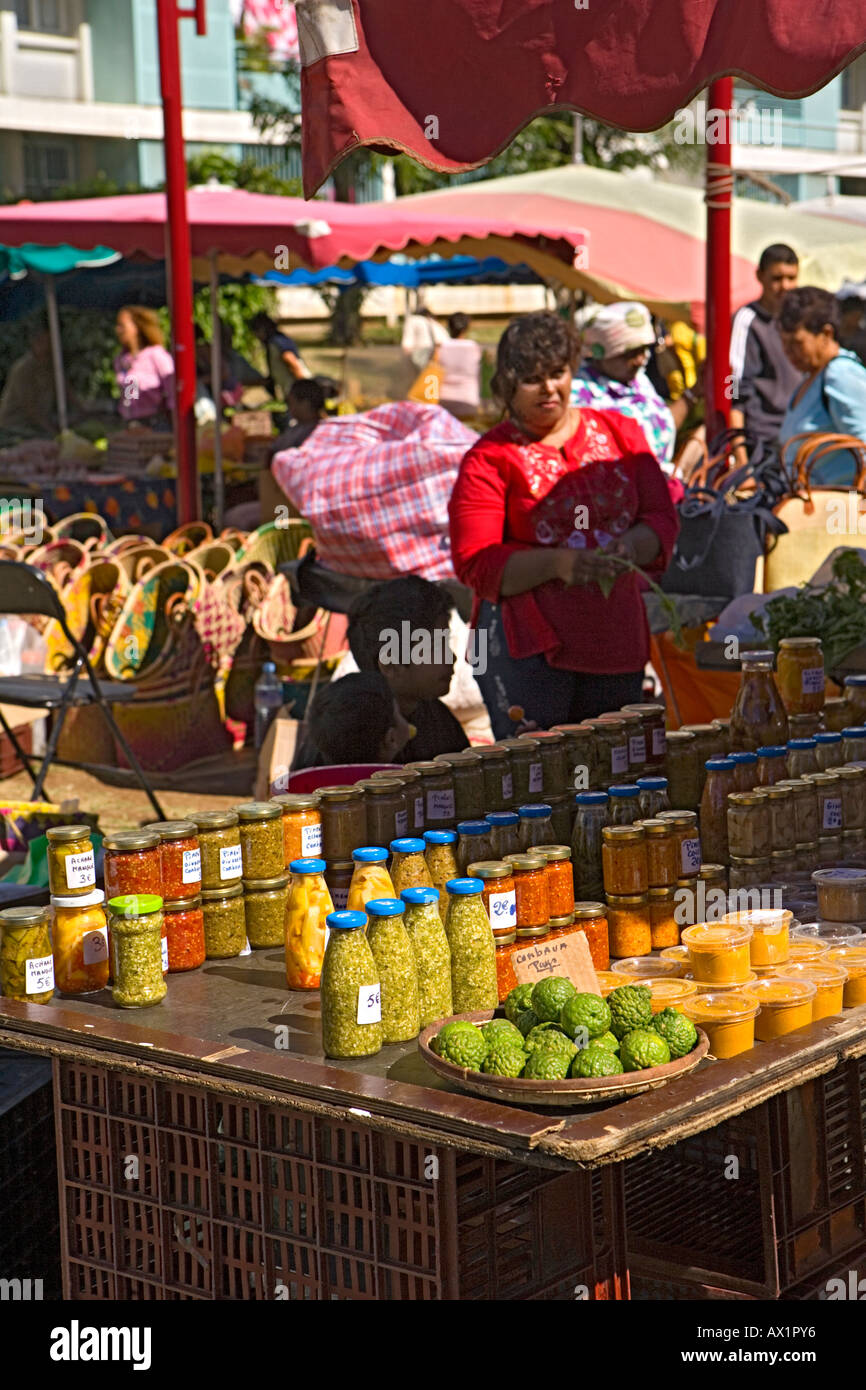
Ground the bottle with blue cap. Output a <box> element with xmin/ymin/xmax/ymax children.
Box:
<box><xmin>346</xmin><ymin>847</ymin><xmax>396</xmax><ymax>917</ymax></box>
<box><xmin>516</xmin><ymin>803</ymin><xmax>554</xmax><ymax>852</ymax></box>
<box><xmin>320</xmin><ymin>911</ymin><xmax>383</xmax><ymax>1058</ymax></box>
<box><xmin>455</xmin><ymin>820</ymin><xmax>493</xmax><ymax>874</ymax></box>
<box><xmin>389</xmin><ymin>838</ymin><xmax>434</xmax><ymax>898</ymax></box>
<box><xmin>401</xmin><ymin>886</ymin><xmax>453</xmax><ymax>1026</ymax></box>
<box><xmin>285</xmin><ymin>857</ymin><xmax>333</xmax><ymax>990</ymax></box>
<box><xmin>423</xmin><ymin>830</ymin><xmax>458</xmax><ymax>922</ymax></box>
<box><xmin>485</xmin><ymin>810</ymin><xmax>519</xmax><ymax>859</ymax></box>
<box><xmin>364</xmin><ymin>899</ymin><xmax>420</xmax><ymax>1042</ymax></box>
<box><xmin>443</xmin><ymin>877</ymin><xmax>498</xmax><ymax>1013</ymax></box>
<box><xmin>635</xmin><ymin>776</ymin><xmax>670</xmax><ymax>819</ymax></box>
<box><xmin>699</xmin><ymin>757</ymin><xmax>736</xmax><ymax>866</ymax></box>
<box><xmin>606</xmin><ymin>785</ymin><xmax>642</xmax><ymax>827</ymax></box>
<box><xmin>571</xmin><ymin>791</ymin><xmax>609</xmax><ymax>899</ymax></box>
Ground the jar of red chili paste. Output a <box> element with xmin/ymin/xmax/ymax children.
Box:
<box><xmin>103</xmin><ymin>830</ymin><xmax>162</xmax><ymax>901</ymax></box>
<box><xmin>163</xmin><ymin>895</ymin><xmax>206</xmax><ymax>973</ymax></box>
<box><xmin>536</xmin><ymin>844</ymin><xmax>576</xmax><ymax>923</ymax></box>
<box><xmin>150</xmin><ymin>820</ymin><xmax>201</xmax><ymax>900</ymax></box>
<box><xmin>509</xmin><ymin>854</ymin><xmax>550</xmax><ymax>930</ymax></box>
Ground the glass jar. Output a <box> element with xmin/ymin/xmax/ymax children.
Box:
<box><xmin>52</xmin><ymin>890</ymin><xmax>109</xmax><ymax>995</ymax></box>
<box><xmin>648</xmin><ymin>887</ymin><xmax>680</xmax><ymax>949</ymax></box>
<box><xmin>406</xmin><ymin>761</ymin><xmax>456</xmax><ymax>828</ymax></box>
<box><xmin>589</xmin><ymin>717</ymin><xmax>630</xmax><ymax>786</ymax></box>
<box><xmin>776</xmin><ymin>779</ymin><xmax>819</xmax><ymax>844</ymax></box>
<box><xmin>814</xmin><ymin>732</ymin><xmax>843</xmax><ymax>772</ymax></box>
<box><xmin>517</xmin><ymin>803</ymin><xmax>555</xmax><ymax>850</ymax></box>
<box><xmin>823</xmin><ymin>697</ymin><xmax>851</xmax><ymax>733</ymax></box>
<box><xmin>795</xmin><ymin>843</ymin><xmax>820</xmax><ymax>874</ymax></box>
<box><xmin>401</xmin><ymin>886</ymin><xmax>453</xmax><ymax>1027</ymax></box>
<box><xmin>788</xmin><ymin>713</ymin><xmax>822</xmax><ymax>740</ymax></box>
<box><xmin>270</xmin><ymin>793</ymin><xmax>322</xmax><ymax>866</ymax></box>
<box><xmin>755</xmin><ymin>745</ymin><xmax>788</xmax><ymax>787</ymax></box>
<box><xmin>358</xmin><ymin>779</ymin><xmax>409</xmax><ymax>847</ymax></box>
<box><xmin>842</xmin><ymin>727</ymin><xmax>866</xmax><ymax>764</ymax></box>
<box><xmin>423</xmin><ymin>831</ymin><xmax>459</xmax><ymax>920</ymax></box>
<box><xmin>636</xmin><ymin>776</ymin><xmax>670</xmax><ymax>820</ymax></box>
<box><xmin>786</xmin><ymin>739</ymin><xmax>818</xmax><ymax>780</ymax></box>
<box><xmin>777</xmin><ymin>637</ymin><xmax>825</xmax><ymax>715</ymax></box>
<box><xmin>614</xmin><ymin>712</ymin><xmax>646</xmax><ymax>778</ymax></box>
<box><xmin>622</xmin><ymin>703</ymin><xmax>667</xmax><ymax>769</ymax></box>
<box><xmin>819</xmin><ymin>836</ymin><xmax>843</xmax><ymax>865</ymax></box>
<box><xmin>551</xmin><ymin>724</ymin><xmax>596</xmax><ymax>791</ymax></box>
<box><xmin>286</xmin><ymin>858</ymin><xmax>334</xmax><ymax>988</ymax></box>
<box><xmin>844</xmin><ymin>674</ymin><xmax>866</xmax><ymax>724</ymax></box>
<box><xmin>108</xmin><ymin>894</ymin><xmax>166</xmax><ymax>1007</ymax></box>
<box><xmin>547</xmin><ymin>793</ymin><xmax>574</xmax><ymax>845</ymax></box>
<box><xmin>373</xmin><ymin>769</ymin><xmax>425</xmax><ymax>835</ymax></box>
<box><xmin>571</xmin><ymin>791</ymin><xmax>609</xmax><ymax>899</ymax></box>
<box><xmin>572</xmin><ymin>902</ymin><xmax>610</xmax><ymax>970</ymax></box>
<box><xmin>46</xmin><ymin>824</ymin><xmax>96</xmax><ymax>899</ymax></box>
<box><xmin>475</xmin><ymin>747</ymin><xmax>512</xmax><ymax>814</ymax></box>
<box><xmin>348</xmin><ymin>847</ymin><xmax>398</xmax><ymax>912</ymax></box>
<box><xmin>325</xmin><ymin>860</ymin><xmax>354</xmax><ymax>911</ymax></box>
<box><xmin>193</xmin><ymin>810</ymin><xmax>242</xmax><ymax>891</ymax></box>
<box><xmin>201</xmin><ymin>882</ymin><xmax>246</xmax><ymax>960</ymax></box>
<box><xmin>729</xmin><ymin>651</ymin><xmax>789</xmax><ymax>752</ymax></box>
<box><xmin>494</xmin><ymin>930</ymin><xmax>520</xmax><ymax>1003</ymax></box>
<box><xmin>806</xmin><ymin>771</ymin><xmax>843</xmax><ymax>838</ymax></box>
<box><xmin>664</xmin><ymin>730</ymin><xmax>701</xmax><ymax>811</ymax></box>
<box><xmin>497</xmin><ymin>738</ymin><xmax>542</xmax><ymax>806</ymax></box>
<box><xmin>456</xmin><ymin>820</ymin><xmax>494</xmax><ymax>874</ymax></box>
<box><xmin>536</xmin><ymin>845</ymin><xmax>575</xmax><ymax>922</ymax></box>
<box><xmin>764</xmin><ymin>784</ymin><xmax>794</xmax><ymax>851</ymax></box>
<box><xmin>485</xmin><ymin>811</ymin><xmax>520</xmax><ymax>859</ymax></box>
<box><xmin>465</xmin><ymin>861</ymin><xmax>517</xmax><ymax>938</ymax></box>
<box><xmin>606</xmin><ymin>894</ymin><xmax>652</xmax><ymax>957</ymax></box>
<box><xmin>607</xmin><ymin>784</ymin><xmax>642</xmax><ymax>826</ymax></box>
<box><xmin>317</xmin><ymin>785</ymin><xmax>368</xmax><ymax>862</ymax></box>
<box><xmin>658</xmin><ymin>810</ymin><xmax>701</xmax><ymax>878</ymax></box>
<box><xmin>839</xmin><ymin>766</ymin><xmax>866</xmax><ymax>831</ymax></box>
<box><xmin>730</xmin><ymin>751</ymin><xmax>758</xmax><ymax>793</ymax></box>
<box><xmin>699</xmin><ymin>758</ymin><xmax>736</xmax><ymax>865</ymax></box>
<box><xmin>602</xmin><ymin>825</ymin><xmax>648</xmax><ymax>896</ymax></box>
<box><xmin>320</xmin><ymin>911</ymin><xmax>383</xmax><ymax>1059</ymax></box>
<box><xmin>444</xmin><ymin>751</ymin><xmax>486</xmax><ymax>822</ymax></box>
<box><xmin>523</xmin><ymin>730</ymin><xmax>568</xmax><ymax>799</ymax></box>
<box><xmin>727</xmin><ymin>792</ymin><xmax>771</xmax><ymax>859</ymax></box>
<box><xmin>509</xmin><ymin>854</ymin><xmax>551</xmax><ymax>929</ymax></box>
<box><xmin>642</xmin><ymin>819</ymin><xmax>679</xmax><ymax>888</ymax></box>
<box><xmin>0</xmin><ymin>905</ymin><xmax>54</xmax><ymax>1002</ymax></box>
<box><xmin>711</xmin><ymin>717</ymin><xmax>732</xmax><ymax>754</ymax></box>
<box><xmin>365</xmin><ymin>898</ymin><xmax>419</xmax><ymax>1043</ymax></box>
<box><xmin>243</xmin><ymin>875</ymin><xmax>289</xmax><ymax>948</ymax></box>
<box><xmin>443</xmin><ymin>877</ymin><xmax>498</xmax><ymax>1012</ymax></box>
<box><xmin>389</xmin><ymin>838</ymin><xmax>434</xmax><ymax>898</ymax></box>
<box><xmin>163</xmin><ymin>895</ymin><xmax>205</xmax><ymax>972</ymax></box>
<box><xmin>151</xmin><ymin>820</ymin><xmax>201</xmax><ymax>900</ymax></box>
<box><xmin>729</xmin><ymin>856</ymin><xmax>772</xmax><ymax>890</ymax></box>
<box><xmin>236</xmin><ymin>802</ymin><xmax>284</xmax><ymax>880</ymax></box>
<box><xmin>681</xmin><ymin>724</ymin><xmax>725</xmax><ymax>793</ymax></box>
<box><xmin>103</xmin><ymin>830</ymin><xmax>162</xmax><ymax>901</ymax></box>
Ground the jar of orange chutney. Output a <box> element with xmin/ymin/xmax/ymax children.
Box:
<box><xmin>606</xmin><ymin>893</ymin><xmax>652</xmax><ymax>957</ymax></box>
<box><xmin>572</xmin><ymin>901</ymin><xmax>609</xmax><ymax>971</ymax></box>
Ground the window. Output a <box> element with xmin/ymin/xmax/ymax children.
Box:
<box><xmin>23</xmin><ymin>140</ymin><xmax>74</xmax><ymax>196</ymax></box>
<box><xmin>14</xmin><ymin>0</ymin><xmax>73</xmax><ymax>34</ymax></box>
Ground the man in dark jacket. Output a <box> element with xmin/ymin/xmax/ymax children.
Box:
<box><xmin>729</xmin><ymin>244</ymin><xmax>801</xmax><ymax>459</ymax></box>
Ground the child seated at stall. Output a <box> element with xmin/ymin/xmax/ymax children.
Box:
<box><xmin>292</xmin><ymin>672</ymin><xmax>412</xmax><ymax>770</ymax></box>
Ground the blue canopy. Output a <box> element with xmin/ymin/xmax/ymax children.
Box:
<box><xmin>256</xmin><ymin>254</ymin><xmax>542</xmax><ymax>289</ymax></box>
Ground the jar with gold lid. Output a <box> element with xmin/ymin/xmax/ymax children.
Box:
<box><xmin>46</xmin><ymin>824</ymin><xmax>96</xmax><ymax>899</ymax></box>
<box><xmin>466</xmin><ymin>860</ymin><xmax>516</xmax><ymax>938</ymax></box>
<box><xmin>509</xmin><ymin>854</ymin><xmax>551</xmax><ymax>930</ymax></box>
<box><xmin>642</xmin><ymin>818</ymin><xmax>679</xmax><ymax>887</ymax></box>
<box><xmin>764</xmin><ymin>784</ymin><xmax>795</xmax><ymax>852</ymax></box>
<box><xmin>776</xmin><ymin>636</ymin><xmax>825</xmax><ymax>715</ymax></box>
<box><xmin>823</xmin><ymin>696</ymin><xmax>850</xmax><ymax>733</ymax></box>
<box><xmin>648</xmin><ymin>886</ymin><xmax>679</xmax><ymax>949</ymax></box>
<box><xmin>439</xmin><ymin>750</ymin><xmax>485</xmax><ymax>822</ymax></box>
<box><xmin>520</xmin><ymin>730</ymin><xmax>567</xmax><ymax>799</ymax></box>
<box><xmin>496</xmin><ymin>738</ymin><xmax>542</xmax><ymax>806</ymax></box>
<box><xmin>775</xmin><ymin>779</ymin><xmax>819</xmax><ymax>844</ymax></box>
<box><xmin>475</xmin><ymin>747</ymin><xmax>512</xmax><ymax>814</ymax></box>
<box><xmin>729</xmin><ymin>856</ymin><xmax>772</xmax><ymax>890</ymax></box>
<box><xmin>236</xmin><ymin>801</ymin><xmax>285</xmax><ymax>881</ymax></box>
<box><xmin>622</xmin><ymin>703</ymin><xmax>667</xmax><ymax>768</ymax></box>
<box><xmin>804</xmin><ymin>771</ymin><xmax>843</xmax><ymax>838</ymax></box>
<box><xmin>317</xmin><ymin>785</ymin><xmax>368</xmax><ymax>862</ymax></box>
<box><xmin>658</xmin><ymin>810</ymin><xmax>702</xmax><ymax>878</ymax></box>
<box><xmin>371</xmin><ymin>768</ymin><xmax>425</xmax><ymax>834</ymax></box>
<box><xmin>839</xmin><ymin>765</ymin><xmax>866</xmax><ymax>832</ymax></box>
<box><xmin>602</xmin><ymin>825</ymin><xmax>648</xmax><ymax>896</ymax></box>
<box><xmin>615</xmin><ymin>711</ymin><xmax>648</xmax><ymax>779</ymax></box>
<box><xmin>404</xmin><ymin>761</ymin><xmax>456</xmax><ymax>829</ymax></box>
<box><xmin>788</xmin><ymin>713</ymin><xmax>823</xmax><ymax>740</ymax></box>
<box><xmin>550</xmin><ymin>724</ymin><xmax>595</xmax><ymax>791</ymax></box>
<box><xmin>535</xmin><ymin>844</ymin><xmax>575</xmax><ymax>923</ymax></box>
<box><xmin>572</xmin><ymin>901</ymin><xmax>609</xmax><ymax>970</ymax></box>
<box><xmin>727</xmin><ymin>792</ymin><xmax>771</xmax><ymax>859</ymax></box>
<box><xmin>589</xmin><ymin>717</ymin><xmax>629</xmax><ymax>787</ymax></box>
<box><xmin>357</xmin><ymin>778</ymin><xmax>409</xmax><ymax>847</ymax></box>
<box><xmin>271</xmin><ymin>793</ymin><xmax>322</xmax><ymax>868</ymax></box>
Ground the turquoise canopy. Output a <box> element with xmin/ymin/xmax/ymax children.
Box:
<box><xmin>0</xmin><ymin>242</ymin><xmax>119</xmax><ymax>280</ymax></box>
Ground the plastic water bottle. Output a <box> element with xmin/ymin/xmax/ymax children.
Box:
<box><xmin>254</xmin><ymin>661</ymin><xmax>283</xmax><ymax>750</ymax></box>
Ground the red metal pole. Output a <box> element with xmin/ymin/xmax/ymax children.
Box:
<box><xmin>156</xmin><ymin>0</ymin><xmax>202</xmax><ymax>524</ymax></box>
<box><xmin>705</xmin><ymin>76</ymin><xmax>733</xmax><ymax>440</ymax></box>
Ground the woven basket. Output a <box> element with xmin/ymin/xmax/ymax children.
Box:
<box><xmin>230</xmin><ymin>519</ymin><xmax>312</xmax><ymax>572</ymax></box>
<box><xmin>111</xmin><ymin>682</ymin><xmax>230</xmax><ymax>772</ymax></box>
<box><xmin>55</xmin><ymin>702</ymin><xmax>118</xmax><ymax>767</ymax></box>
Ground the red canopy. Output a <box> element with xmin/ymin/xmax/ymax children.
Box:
<box><xmin>300</xmin><ymin>0</ymin><xmax>866</xmax><ymax>195</ymax></box>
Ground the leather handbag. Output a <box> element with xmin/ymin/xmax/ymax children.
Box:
<box><xmin>764</xmin><ymin>432</ymin><xmax>866</xmax><ymax>592</ymax></box>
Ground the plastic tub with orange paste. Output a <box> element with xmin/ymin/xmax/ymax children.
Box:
<box><xmin>724</xmin><ymin>908</ymin><xmax>791</xmax><ymax>967</ymax></box>
<box><xmin>610</xmin><ymin>955</ymin><xmax>682</xmax><ymax>980</ymax></box>
<box><xmin>825</xmin><ymin>946</ymin><xmax>866</xmax><ymax>1007</ymax></box>
<box><xmin>776</xmin><ymin>960</ymin><xmax>847</xmax><ymax>1020</ymax></box>
<box><xmin>642</xmin><ymin>977</ymin><xmax>698</xmax><ymax>1014</ymax></box>
<box><xmin>596</xmin><ymin>969</ymin><xmax>636</xmax><ymax>996</ymax></box>
<box><xmin>658</xmin><ymin>944</ymin><xmax>690</xmax><ymax>974</ymax></box>
<box><xmin>688</xmin><ymin>969</ymin><xmax>757</xmax><ymax>994</ymax></box>
<box><xmin>787</xmin><ymin>938</ymin><xmax>830</xmax><ymax>965</ymax></box>
<box><xmin>746</xmin><ymin>977</ymin><xmax>817</xmax><ymax>1040</ymax></box>
<box><xmin>683</xmin><ymin>991</ymin><xmax>759</xmax><ymax>1058</ymax></box>
<box><xmin>681</xmin><ymin>923</ymin><xmax>753</xmax><ymax>985</ymax></box>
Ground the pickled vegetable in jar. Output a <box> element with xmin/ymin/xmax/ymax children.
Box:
<box><xmin>270</xmin><ymin>793</ymin><xmax>322</xmax><ymax>866</ymax></box>
<box><xmin>522</xmin><ymin>730</ymin><xmax>567</xmax><ymax>799</ymax></box>
<box><xmin>320</xmin><ymin>911</ymin><xmax>383</xmax><ymax>1058</ymax></box>
<box><xmin>606</xmin><ymin>894</ymin><xmax>652</xmax><ymax>957</ymax></box>
<box><xmin>243</xmin><ymin>875</ymin><xmax>289</xmax><ymax>948</ymax></box>
<box><xmin>571</xmin><ymin>791</ymin><xmax>609</xmax><ymax>898</ymax></box>
<box><xmin>806</xmin><ymin>771</ymin><xmax>843</xmax><ymax>836</ymax></box>
<box><xmin>712</xmin><ymin>717</ymin><xmax>732</xmax><ymax>753</ymax></box>
<box><xmin>517</xmin><ymin>803</ymin><xmax>555</xmax><ymax>850</ymax></box>
<box><xmin>648</xmin><ymin>886</ymin><xmax>679</xmax><ymax>948</ymax></box>
<box><xmin>317</xmin><ymin>785</ymin><xmax>368</xmax><ymax>861</ymax></box>
<box><xmin>475</xmin><ymin>747</ymin><xmax>512</xmax><ymax>813</ymax></box>
<box><xmin>286</xmin><ymin>858</ymin><xmax>334</xmax><ymax>989</ymax></box>
<box><xmin>404</xmin><ymin>761</ymin><xmax>456</xmax><ymax>828</ymax></box>
<box><xmin>776</xmin><ymin>779</ymin><xmax>819</xmax><ymax>843</ymax></box>
<box><xmin>664</xmin><ymin>730</ymin><xmax>701</xmax><ymax>811</ymax></box>
<box><xmin>729</xmin><ymin>652</ymin><xmax>789</xmax><ymax>753</ymax></box>
<box><xmin>551</xmin><ymin>724</ymin><xmax>595</xmax><ymax>791</ymax></box>
<box><xmin>348</xmin><ymin>847</ymin><xmax>397</xmax><ymax>914</ymax></box>
<box><xmin>643</xmin><ymin>819</ymin><xmax>679</xmax><ymax>888</ymax></box>
<box><xmin>764</xmin><ymin>784</ymin><xmax>794</xmax><ymax>851</ymax></box>
<box><xmin>150</xmin><ymin>820</ymin><xmax>201</xmax><ymax>899</ymax></box>
<box><xmin>444</xmin><ymin>751</ymin><xmax>485</xmax><ymax>822</ymax></box>
<box><xmin>786</xmin><ymin>739</ymin><xmax>818</xmax><ymax>780</ymax></box>
<box><xmin>788</xmin><ymin>713</ymin><xmax>822</xmax><ymax>740</ymax></box>
<box><xmin>547</xmin><ymin>793</ymin><xmax>574</xmax><ymax>845</ymax></box>
<box><xmin>201</xmin><ymin>883</ymin><xmax>246</xmax><ymax>960</ymax></box>
<box><xmin>497</xmin><ymin>738</ymin><xmax>541</xmax><ymax>806</ymax></box>
<box><xmin>52</xmin><ymin>890</ymin><xmax>109</xmax><ymax>995</ymax></box>
<box><xmin>823</xmin><ymin>697</ymin><xmax>850</xmax><ymax>733</ymax></box>
<box><xmin>325</xmin><ymin>861</ymin><xmax>354</xmax><ymax>911</ymax></box>
<box><xmin>727</xmin><ymin>793</ymin><xmax>771</xmax><ymax>859</ymax></box>
<box><xmin>777</xmin><ymin>637</ymin><xmax>825</xmax><ymax>715</ymax></box>
<box><xmin>681</xmin><ymin>724</ymin><xmax>724</xmax><ymax>794</ymax></box>
<box><xmin>589</xmin><ymin>718</ymin><xmax>630</xmax><ymax>786</ymax></box>
<box><xmin>814</xmin><ymin>732</ymin><xmax>843</xmax><ymax>772</ymax></box>
<box><xmin>193</xmin><ymin>810</ymin><xmax>242</xmax><ymax>890</ymax></box>
<box><xmin>46</xmin><ymin>824</ymin><xmax>96</xmax><ymax>899</ymax></box>
<box><xmin>730</xmin><ymin>751</ymin><xmax>757</xmax><ymax>793</ymax></box>
<box><xmin>729</xmin><ymin>856</ymin><xmax>772</xmax><ymax>890</ymax></box>
<box><xmin>443</xmin><ymin>878</ymin><xmax>499</xmax><ymax>1013</ymax></box>
<box><xmin>839</xmin><ymin>765</ymin><xmax>866</xmax><ymax>830</ymax></box>
<box><xmin>0</xmin><ymin>905</ymin><xmax>54</xmax><ymax>1002</ymax></box>
<box><xmin>236</xmin><ymin>802</ymin><xmax>285</xmax><ymax>880</ymax></box>
<box><xmin>465</xmin><ymin>861</ymin><xmax>517</xmax><ymax>937</ymax></box>
<box><xmin>842</xmin><ymin>727</ymin><xmax>866</xmax><ymax>765</ymax></box>
<box><xmin>658</xmin><ymin>810</ymin><xmax>702</xmax><ymax>878</ymax></box>
<box><xmin>602</xmin><ymin>825</ymin><xmax>648</xmax><ymax>895</ymax></box>
<box><xmin>364</xmin><ymin>898</ymin><xmax>420</xmax><ymax>1043</ymax></box>
<box><xmin>755</xmin><ymin>745</ymin><xmax>788</xmax><ymax>787</ymax></box>
<box><xmin>607</xmin><ymin>784</ymin><xmax>642</xmax><ymax>826</ymax></box>
<box><xmin>536</xmin><ymin>845</ymin><xmax>575</xmax><ymax>921</ymax></box>
<box><xmin>389</xmin><ymin>836</ymin><xmax>434</xmax><ymax>899</ymax></box>
<box><xmin>400</xmin><ymin>886</ymin><xmax>453</xmax><ymax>1027</ymax></box>
<box><xmin>485</xmin><ymin>811</ymin><xmax>520</xmax><ymax>860</ymax></box>
<box><xmin>615</xmin><ymin>712</ymin><xmax>647</xmax><ymax>778</ymax></box>
<box><xmin>163</xmin><ymin>896</ymin><xmax>205</xmax><ymax>972</ymax></box>
<box><xmin>509</xmin><ymin>854</ymin><xmax>551</xmax><ymax>929</ymax></box>
<box><xmin>699</xmin><ymin>758</ymin><xmax>736</xmax><ymax>865</ymax></box>
<box><xmin>622</xmin><ymin>703</ymin><xmax>668</xmax><ymax>769</ymax></box>
<box><xmin>423</xmin><ymin>830</ymin><xmax>459</xmax><ymax>919</ymax></box>
<box><xmin>572</xmin><ymin>901</ymin><xmax>610</xmax><ymax>970</ymax></box>
<box><xmin>382</xmin><ymin>770</ymin><xmax>425</xmax><ymax>834</ymax></box>
<box><xmin>358</xmin><ymin>779</ymin><xmax>408</xmax><ymax>847</ymax></box>
<box><xmin>456</xmin><ymin>819</ymin><xmax>494</xmax><ymax>874</ymax></box>
<box><xmin>636</xmin><ymin>776</ymin><xmax>670</xmax><ymax>820</ymax></box>
<box><xmin>108</xmin><ymin>894</ymin><xmax>166</xmax><ymax>1008</ymax></box>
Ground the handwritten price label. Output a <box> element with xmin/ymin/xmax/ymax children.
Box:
<box><xmin>802</xmin><ymin>667</ymin><xmax>825</xmax><ymax>694</ymax></box>
<box><xmin>182</xmin><ymin>847</ymin><xmax>202</xmax><ymax>883</ymax></box>
<box><xmin>611</xmin><ymin>745</ymin><xmax>629</xmax><ymax>776</ymax></box>
<box><xmin>488</xmin><ymin>890</ymin><xmax>516</xmax><ymax>926</ymax></box>
<box><xmin>512</xmin><ymin>931</ymin><xmax>599</xmax><ymax>993</ymax></box>
<box><xmin>357</xmin><ymin>982</ymin><xmax>382</xmax><ymax>1024</ymax></box>
<box><xmin>427</xmin><ymin>789</ymin><xmax>455</xmax><ymax>821</ymax></box>
<box><xmin>681</xmin><ymin>837</ymin><xmax>702</xmax><ymax>874</ymax></box>
<box><xmin>528</xmin><ymin>763</ymin><xmax>543</xmax><ymax>795</ymax></box>
<box><xmin>219</xmin><ymin>844</ymin><xmax>243</xmax><ymax>880</ymax></box>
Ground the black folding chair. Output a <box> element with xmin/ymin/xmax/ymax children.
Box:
<box><xmin>0</xmin><ymin>560</ymin><xmax>166</xmax><ymax>819</ymax></box>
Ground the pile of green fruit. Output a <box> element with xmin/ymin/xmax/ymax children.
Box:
<box><xmin>430</xmin><ymin>979</ymin><xmax>699</xmax><ymax>1082</ymax></box>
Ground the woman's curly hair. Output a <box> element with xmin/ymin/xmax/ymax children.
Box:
<box><xmin>779</xmin><ymin>287</ymin><xmax>840</xmax><ymax>339</ymax></box>
<box><xmin>491</xmin><ymin>311</ymin><xmax>580</xmax><ymax>410</ymax></box>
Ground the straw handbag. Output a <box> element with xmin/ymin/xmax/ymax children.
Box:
<box><xmin>764</xmin><ymin>433</ymin><xmax>866</xmax><ymax>593</ymax></box>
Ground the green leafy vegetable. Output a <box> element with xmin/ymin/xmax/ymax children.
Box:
<box><xmin>751</xmin><ymin>550</ymin><xmax>866</xmax><ymax>672</ymax></box>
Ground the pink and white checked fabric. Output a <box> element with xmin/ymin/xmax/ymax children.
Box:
<box><xmin>272</xmin><ymin>402</ymin><xmax>478</xmax><ymax>580</ymax></box>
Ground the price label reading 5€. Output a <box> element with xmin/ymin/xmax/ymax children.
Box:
<box><xmin>357</xmin><ymin>982</ymin><xmax>382</xmax><ymax>1025</ymax></box>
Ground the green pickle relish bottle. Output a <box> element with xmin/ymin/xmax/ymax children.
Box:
<box><xmin>365</xmin><ymin>898</ymin><xmax>420</xmax><ymax>1043</ymax></box>
<box><xmin>320</xmin><ymin>911</ymin><xmax>383</xmax><ymax>1058</ymax></box>
<box><xmin>400</xmin><ymin>885</ymin><xmax>453</xmax><ymax>1027</ymax></box>
<box><xmin>444</xmin><ymin>877</ymin><xmax>498</xmax><ymax>1013</ymax></box>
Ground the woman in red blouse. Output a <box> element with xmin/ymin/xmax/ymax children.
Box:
<box><xmin>448</xmin><ymin>312</ymin><xmax>678</xmax><ymax>736</ymax></box>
